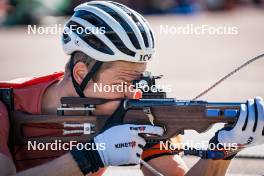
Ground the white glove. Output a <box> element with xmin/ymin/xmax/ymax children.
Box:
<box><xmin>218</xmin><ymin>97</ymin><xmax>264</xmax><ymax>148</ymax></box>
<box><xmin>94</xmin><ymin>124</ymin><xmax>164</xmax><ymax>166</ymax></box>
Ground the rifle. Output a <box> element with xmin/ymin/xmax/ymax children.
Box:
<box><xmin>11</xmin><ymin>71</ymin><xmax>241</xmax><ymax>145</ymax></box>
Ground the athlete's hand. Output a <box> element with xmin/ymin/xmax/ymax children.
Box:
<box><xmin>210</xmin><ymin>97</ymin><xmax>264</xmax><ymax>159</ymax></box>
<box><xmin>94</xmin><ymin>124</ymin><xmax>164</xmax><ymax>166</ymax></box>
<box><xmin>217</xmin><ymin>97</ymin><xmax>264</xmax><ymax>148</ymax></box>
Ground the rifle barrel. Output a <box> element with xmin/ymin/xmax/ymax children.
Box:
<box><xmin>125</xmin><ymin>99</ymin><xmax>243</xmax><ymax>108</ymax></box>
<box><xmin>125</xmin><ymin>99</ymin><xmax>244</xmax><ymax>118</ymax></box>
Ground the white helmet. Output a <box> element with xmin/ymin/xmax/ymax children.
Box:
<box><xmin>62</xmin><ymin>1</ymin><xmax>155</xmax><ymax>63</ymax></box>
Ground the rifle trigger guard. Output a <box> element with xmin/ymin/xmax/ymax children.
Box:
<box><xmin>143</xmin><ymin>107</ymin><xmax>155</xmax><ymax>126</ymax></box>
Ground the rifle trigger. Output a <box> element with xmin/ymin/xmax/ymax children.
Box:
<box><xmin>144</xmin><ymin>107</ymin><xmax>155</xmax><ymax>126</ymax></box>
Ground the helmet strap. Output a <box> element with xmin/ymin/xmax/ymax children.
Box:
<box><xmin>70</xmin><ymin>56</ymin><xmax>103</xmax><ymax>98</ymax></box>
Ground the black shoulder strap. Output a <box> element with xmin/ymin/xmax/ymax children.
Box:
<box><xmin>101</xmin><ymin>99</ymin><xmax>127</xmax><ymax>132</ymax></box>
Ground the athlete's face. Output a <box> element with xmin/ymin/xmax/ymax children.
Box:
<box><xmin>83</xmin><ymin>61</ymin><xmax>146</xmax><ymax>115</ymax></box>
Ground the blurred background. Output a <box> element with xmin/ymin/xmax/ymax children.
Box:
<box><xmin>0</xmin><ymin>0</ymin><xmax>264</xmax><ymax>25</ymax></box>
<box><xmin>0</xmin><ymin>0</ymin><xmax>264</xmax><ymax>175</ymax></box>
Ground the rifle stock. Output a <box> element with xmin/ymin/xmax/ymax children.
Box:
<box><xmin>11</xmin><ymin>98</ymin><xmax>240</xmax><ymax>145</ymax></box>
<box><xmin>124</xmin><ymin>104</ymin><xmax>237</xmax><ymax>141</ymax></box>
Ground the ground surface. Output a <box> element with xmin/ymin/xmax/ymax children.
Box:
<box><xmin>0</xmin><ymin>7</ymin><xmax>263</xmax><ymax>176</ymax></box>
